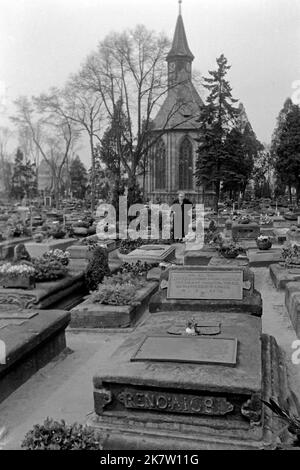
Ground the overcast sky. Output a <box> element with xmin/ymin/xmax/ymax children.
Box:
<box><xmin>0</xmin><ymin>0</ymin><xmax>299</xmax><ymax>162</ymax></box>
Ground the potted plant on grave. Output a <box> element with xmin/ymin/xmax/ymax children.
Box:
<box><xmin>217</xmin><ymin>241</ymin><xmax>246</xmax><ymax>259</ymax></box>
<box><xmin>42</xmin><ymin>249</ymin><xmax>70</xmax><ymax>266</ymax></box>
<box><xmin>48</xmin><ymin>223</ymin><xmax>66</xmax><ymax>239</ymax></box>
<box><xmin>238</xmin><ymin>215</ymin><xmax>252</xmax><ymax>225</ymax></box>
<box><xmin>0</xmin><ymin>262</ymin><xmax>36</xmax><ymax>289</ymax></box>
<box><xmin>281</xmin><ymin>245</ymin><xmax>300</xmax><ymax>268</ymax></box>
<box><xmin>256</xmin><ymin>235</ymin><xmax>273</xmax><ymax>251</ymax></box>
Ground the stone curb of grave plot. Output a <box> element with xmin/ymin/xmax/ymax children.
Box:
<box><xmin>285</xmin><ymin>282</ymin><xmax>300</xmax><ymax>338</ymax></box>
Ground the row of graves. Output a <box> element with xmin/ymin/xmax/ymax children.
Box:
<box><xmin>1</xmin><ymin>204</ymin><xmax>300</xmax><ymax>448</ymax></box>
<box><xmin>86</xmin><ymin>222</ymin><xmax>299</xmax><ymax>450</ymax></box>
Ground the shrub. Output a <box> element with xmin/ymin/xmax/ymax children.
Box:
<box><xmin>21</xmin><ymin>418</ymin><xmax>102</xmax><ymax>450</ymax></box>
<box><xmin>85</xmin><ymin>246</ymin><xmax>110</xmax><ymax>292</ymax></box>
<box><xmin>218</xmin><ymin>241</ymin><xmax>246</xmax><ymax>259</ymax></box>
<box><xmin>42</xmin><ymin>249</ymin><xmax>70</xmax><ymax>266</ymax></box>
<box><xmin>90</xmin><ymin>282</ymin><xmax>138</xmax><ymax>306</ymax></box>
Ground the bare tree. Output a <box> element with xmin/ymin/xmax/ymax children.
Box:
<box><xmin>0</xmin><ymin>126</ymin><xmax>13</xmax><ymax>195</ymax></box>
<box><xmin>12</xmin><ymin>92</ymin><xmax>79</xmax><ymax>207</ymax></box>
<box><xmin>63</xmin><ymin>79</ymin><xmax>103</xmax><ymax>211</ymax></box>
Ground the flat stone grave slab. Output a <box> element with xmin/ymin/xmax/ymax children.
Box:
<box><xmin>70</xmin><ymin>281</ymin><xmax>158</xmax><ymax>328</ymax></box>
<box><xmin>285</xmin><ymin>282</ymin><xmax>300</xmax><ymax>338</ymax></box>
<box><xmin>247</xmin><ymin>248</ymin><xmax>282</xmax><ymax>267</ymax></box>
<box><xmin>25</xmin><ymin>238</ymin><xmax>77</xmax><ymax>258</ymax></box>
<box><xmin>0</xmin><ymin>309</ymin><xmax>70</xmax><ymax>403</ymax></box>
<box><xmin>90</xmin><ymin>311</ymin><xmax>290</xmax><ymax>449</ymax></box>
<box><xmin>0</xmin><ymin>269</ymin><xmax>86</xmax><ymax>310</ymax></box>
<box><xmin>119</xmin><ymin>244</ymin><xmax>176</xmax><ymax>264</ymax></box>
<box><xmin>208</xmin><ymin>255</ymin><xmax>249</xmax><ymax>267</ymax></box>
<box><xmin>269</xmin><ymin>263</ymin><xmax>300</xmax><ymax>289</ymax></box>
<box><xmin>273</xmin><ymin>217</ymin><xmax>290</xmax><ymax>228</ymax></box>
<box><xmin>149</xmin><ymin>265</ymin><xmax>262</xmax><ymax>316</ymax></box>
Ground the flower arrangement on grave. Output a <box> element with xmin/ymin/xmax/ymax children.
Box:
<box><xmin>260</xmin><ymin>214</ymin><xmax>272</xmax><ymax>225</ymax></box>
<box><xmin>42</xmin><ymin>249</ymin><xmax>70</xmax><ymax>266</ymax></box>
<box><xmin>217</xmin><ymin>241</ymin><xmax>246</xmax><ymax>259</ymax></box>
<box><xmin>119</xmin><ymin>238</ymin><xmax>144</xmax><ymax>254</ymax></box>
<box><xmin>0</xmin><ymin>262</ymin><xmax>36</xmax><ymax>289</ymax></box>
<box><xmin>90</xmin><ymin>271</ymin><xmax>147</xmax><ymax>306</ymax></box>
<box><xmin>85</xmin><ymin>246</ymin><xmax>110</xmax><ymax>292</ymax></box>
<box><xmin>281</xmin><ymin>245</ymin><xmax>300</xmax><ymax>268</ymax></box>
<box><xmin>238</xmin><ymin>215</ymin><xmax>252</xmax><ymax>225</ymax></box>
<box><xmin>256</xmin><ymin>235</ymin><xmax>272</xmax><ymax>250</ymax></box>
<box><xmin>21</xmin><ymin>418</ymin><xmax>102</xmax><ymax>450</ymax></box>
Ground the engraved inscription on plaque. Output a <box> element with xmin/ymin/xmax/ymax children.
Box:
<box><xmin>131</xmin><ymin>335</ymin><xmax>238</xmax><ymax>366</ymax></box>
<box><xmin>118</xmin><ymin>388</ymin><xmax>234</xmax><ymax>416</ymax></box>
<box><xmin>167</xmin><ymin>269</ymin><xmax>243</xmax><ymax>300</ymax></box>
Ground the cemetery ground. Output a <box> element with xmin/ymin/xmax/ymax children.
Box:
<box><xmin>0</xmin><ymin>264</ymin><xmax>300</xmax><ymax>449</ymax></box>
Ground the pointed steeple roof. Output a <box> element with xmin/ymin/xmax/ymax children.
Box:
<box><xmin>167</xmin><ymin>10</ymin><xmax>194</xmax><ymax>61</ymax></box>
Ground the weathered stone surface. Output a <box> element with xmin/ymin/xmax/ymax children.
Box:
<box><xmin>149</xmin><ymin>265</ymin><xmax>262</xmax><ymax>316</ymax></box>
<box><xmin>269</xmin><ymin>263</ymin><xmax>300</xmax><ymax>289</ymax></box>
<box><xmin>0</xmin><ymin>309</ymin><xmax>70</xmax><ymax>403</ymax></box>
<box><xmin>0</xmin><ymin>237</ymin><xmax>32</xmax><ymax>260</ymax></box>
<box><xmin>90</xmin><ymin>311</ymin><xmax>293</xmax><ymax>449</ymax></box>
<box><xmin>0</xmin><ymin>270</ymin><xmax>86</xmax><ymax>310</ymax></box>
<box><xmin>25</xmin><ymin>238</ymin><xmax>76</xmax><ymax>258</ymax></box>
<box><xmin>285</xmin><ymin>282</ymin><xmax>300</xmax><ymax>337</ymax></box>
<box><xmin>70</xmin><ymin>282</ymin><xmax>158</xmax><ymax>328</ymax></box>
<box><xmin>248</xmin><ymin>248</ymin><xmax>282</xmax><ymax>268</ymax></box>
<box><xmin>209</xmin><ymin>255</ymin><xmax>249</xmax><ymax>267</ymax></box>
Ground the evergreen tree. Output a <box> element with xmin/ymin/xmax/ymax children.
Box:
<box><xmin>10</xmin><ymin>148</ymin><xmax>37</xmax><ymax>200</ymax></box>
<box><xmin>195</xmin><ymin>54</ymin><xmax>239</xmax><ymax>211</ymax></box>
<box><xmin>70</xmin><ymin>155</ymin><xmax>88</xmax><ymax>199</ymax></box>
<box><xmin>275</xmin><ymin>103</ymin><xmax>300</xmax><ymax>202</ymax></box>
<box><xmin>97</xmin><ymin>99</ymin><xmax>129</xmax><ymax>212</ymax></box>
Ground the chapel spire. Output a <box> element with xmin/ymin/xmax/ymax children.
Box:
<box><xmin>167</xmin><ymin>1</ymin><xmax>194</xmax><ymax>62</ymax></box>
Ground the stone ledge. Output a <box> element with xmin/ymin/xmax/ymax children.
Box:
<box><xmin>70</xmin><ymin>282</ymin><xmax>158</xmax><ymax>328</ymax></box>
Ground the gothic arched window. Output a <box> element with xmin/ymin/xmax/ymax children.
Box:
<box><xmin>155</xmin><ymin>139</ymin><xmax>166</xmax><ymax>190</ymax></box>
<box><xmin>179</xmin><ymin>137</ymin><xmax>193</xmax><ymax>190</ymax></box>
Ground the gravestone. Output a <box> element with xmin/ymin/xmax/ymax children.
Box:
<box><xmin>269</xmin><ymin>263</ymin><xmax>300</xmax><ymax>289</ymax></box>
<box><xmin>90</xmin><ymin>310</ymin><xmax>293</xmax><ymax>449</ymax></box>
<box><xmin>149</xmin><ymin>265</ymin><xmax>262</xmax><ymax>316</ymax></box>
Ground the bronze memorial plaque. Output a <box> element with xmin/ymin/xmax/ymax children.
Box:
<box><xmin>118</xmin><ymin>387</ymin><xmax>234</xmax><ymax>416</ymax></box>
<box><xmin>131</xmin><ymin>335</ymin><xmax>238</xmax><ymax>366</ymax></box>
<box><xmin>167</xmin><ymin>269</ymin><xmax>243</xmax><ymax>300</ymax></box>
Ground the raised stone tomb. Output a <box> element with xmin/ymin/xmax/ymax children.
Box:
<box><xmin>0</xmin><ymin>309</ymin><xmax>70</xmax><ymax>403</ymax></box>
<box><xmin>149</xmin><ymin>265</ymin><xmax>262</xmax><ymax>316</ymax></box>
<box><xmin>90</xmin><ymin>311</ymin><xmax>291</xmax><ymax>449</ymax></box>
